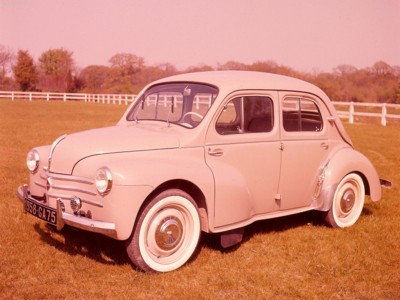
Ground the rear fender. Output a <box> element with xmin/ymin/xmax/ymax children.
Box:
<box><xmin>313</xmin><ymin>147</ymin><xmax>381</xmax><ymax>211</ymax></box>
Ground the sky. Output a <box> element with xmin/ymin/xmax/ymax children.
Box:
<box><xmin>1</xmin><ymin>0</ymin><xmax>400</xmax><ymax>73</ymax></box>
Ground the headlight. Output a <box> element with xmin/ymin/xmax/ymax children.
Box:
<box><xmin>95</xmin><ymin>167</ymin><xmax>112</xmax><ymax>195</ymax></box>
<box><xmin>26</xmin><ymin>149</ymin><xmax>40</xmax><ymax>173</ymax></box>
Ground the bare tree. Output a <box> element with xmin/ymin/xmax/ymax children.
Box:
<box><xmin>0</xmin><ymin>44</ymin><xmax>15</xmax><ymax>86</ymax></box>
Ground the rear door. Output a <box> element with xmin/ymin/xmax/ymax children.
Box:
<box><xmin>277</xmin><ymin>93</ymin><xmax>330</xmax><ymax>210</ymax></box>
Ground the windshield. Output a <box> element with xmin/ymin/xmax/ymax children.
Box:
<box><xmin>126</xmin><ymin>82</ymin><xmax>218</xmax><ymax>128</ymax></box>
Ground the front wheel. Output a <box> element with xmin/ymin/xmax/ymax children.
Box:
<box><xmin>126</xmin><ymin>189</ymin><xmax>201</xmax><ymax>273</ymax></box>
<box><xmin>325</xmin><ymin>173</ymin><xmax>365</xmax><ymax>228</ymax></box>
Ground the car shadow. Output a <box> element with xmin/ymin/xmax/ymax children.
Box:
<box><xmin>34</xmin><ymin>223</ymin><xmax>130</xmax><ymax>266</ymax></box>
<box><xmin>201</xmin><ymin>207</ymin><xmax>374</xmax><ymax>253</ymax></box>
<box><xmin>33</xmin><ymin>207</ymin><xmax>374</xmax><ymax>266</ymax></box>
<box><xmin>200</xmin><ymin>211</ymin><xmax>321</xmax><ymax>252</ymax></box>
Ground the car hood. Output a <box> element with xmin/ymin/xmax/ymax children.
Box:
<box><xmin>49</xmin><ymin>124</ymin><xmax>180</xmax><ymax>174</ymax></box>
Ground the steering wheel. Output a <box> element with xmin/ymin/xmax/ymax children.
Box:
<box><xmin>182</xmin><ymin>111</ymin><xmax>204</xmax><ymax>120</ymax></box>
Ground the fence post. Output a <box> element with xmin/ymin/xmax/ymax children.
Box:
<box><xmin>63</xmin><ymin>94</ymin><xmax>67</xmax><ymax>102</ymax></box>
<box><xmin>29</xmin><ymin>93</ymin><xmax>32</xmax><ymax>102</ymax></box>
<box><xmin>11</xmin><ymin>92</ymin><xmax>14</xmax><ymax>101</ymax></box>
<box><xmin>47</xmin><ymin>93</ymin><xmax>50</xmax><ymax>101</ymax></box>
<box><xmin>381</xmin><ymin>103</ymin><xmax>387</xmax><ymax>126</ymax></box>
<box><xmin>349</xmin><ymin>102</ymin><xmax>354</xmax><ymax>124</ymax></box>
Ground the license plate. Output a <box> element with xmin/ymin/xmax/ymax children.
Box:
<box><xmin>25</xmin><ymin>198</ymin><xmax>57</xmax><ymax>226</ymax></box>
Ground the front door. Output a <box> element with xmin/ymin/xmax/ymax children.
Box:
<box><xmin>205</xmin><ymin>93</ymin><xmax>281</xmax><ymax>228</ymax></box>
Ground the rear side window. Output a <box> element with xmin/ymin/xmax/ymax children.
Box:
<box><xmin>282</xmin><ymin>97</ymin><xmax>323</xmax><ymax>132</ymax></box>
<box><xmin>216</xmin><ymin>96</ymin><xmax>274</xmax><ymax>135</ymax></box>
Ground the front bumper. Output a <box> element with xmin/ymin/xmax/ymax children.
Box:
<box><xmin>17</xmin><ymin>184</ymin><xmax>117</xmax><ymax>239</ymax></box>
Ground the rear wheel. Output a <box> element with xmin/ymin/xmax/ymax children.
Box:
<box><xmin>325</xmin><ymin>173</ymin><xmax>365</xmax><ymax>228</ymax></box>
<box><xmin>126</xmin><ymin>189</ymin><xmax>201</xmax><ymax>273</ymax></box>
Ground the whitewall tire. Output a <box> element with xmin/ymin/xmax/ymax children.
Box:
<box><xmin>325</xmin><ymin>173</ymin><xmax>365</xmax><ymax>228</ymax></box>
<box><xmin>126</xmin><ymin>189</ymin><xmax>201</xmax><ymax>273</ymax></box>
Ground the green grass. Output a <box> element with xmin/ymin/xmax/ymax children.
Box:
<box><xmin>0</xmin><ymin>100</ymin><xmax>399</xmax><ymax>299</ymax></box>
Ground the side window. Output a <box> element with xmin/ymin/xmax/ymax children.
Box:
<box><xmin>282</xmin><ymin>97</ymin><xmax>323</xmax><ymax>132</ymax></box>
<box><xmin>216</xmin><ymin>96</ymin><xmax>274</xmax><ymax>135</ymax></box>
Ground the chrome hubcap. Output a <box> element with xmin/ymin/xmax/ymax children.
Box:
<box><xmin>155</xmin><ymin>217</ymin><xmax>183</xmax><ymax>251</ymax></box>
<box><xmin>340</xmin><ymin>188</ymin><xmax>355</xmax><ymax>213</ymax></box>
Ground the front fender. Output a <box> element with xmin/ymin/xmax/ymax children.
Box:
<box><xmin>72</xmin><ymin>147</ymin><xmax>215</xmax><ymax>210</ymax></box>
<box><xmin>73</xmin><ymin>148</ymin><xmax>213</xmax><ymax>188</ymax></box>
<box><xmin>314</xmin><ymin>147</ymin><xmax>381</xmax><ymax>211</ymax></box>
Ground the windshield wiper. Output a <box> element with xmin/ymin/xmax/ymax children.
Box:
<box><xmin>167</xmin><ymin>96</ymin><xmax>175</xmax><ymax>127</ymax></box>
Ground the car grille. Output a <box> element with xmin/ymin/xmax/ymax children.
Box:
<box><xmin>35</xmin><ymin>172</ymin><xmax>104</xmax><ymax>208</ymax></box>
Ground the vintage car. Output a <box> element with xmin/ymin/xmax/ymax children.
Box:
<box><xmin>18</xmin><ymin>71</ymin><xmax>388</xmax><ymax>273</ymax></box>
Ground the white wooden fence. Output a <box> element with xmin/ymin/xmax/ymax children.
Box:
<box><xmin>1</xmin><ymin>91</ymin><xmax>400</xmax><ymax>126</ymax></box>
<box><xmin>0</xmin><ymin>91</ymin><xmax>135</xmax><ymax>105</ymax></box>
<box><xmin>332</xmin><ymin>101</ymin><xmax>400</xmax><ymax>126</ymax></box>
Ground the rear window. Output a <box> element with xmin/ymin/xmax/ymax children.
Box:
<box><xmin>282</xmin><ymin>97</ymin><xmax>323</xmax><ymax>132</ymax></box>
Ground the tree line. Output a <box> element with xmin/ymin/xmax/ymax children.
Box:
<box><xmin>1</xmin><ymin>45</ymin><xmax>399</xmax><ymax>103</ymax></box>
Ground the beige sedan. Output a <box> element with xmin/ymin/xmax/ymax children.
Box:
<box><xmin>18</xmin><ymin>71</ymin><xmax>387</xmax><ymax>273</ymax></box>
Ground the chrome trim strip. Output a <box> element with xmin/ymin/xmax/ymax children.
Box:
<box><xmin>51</xmin><ymin>173</ymin><xmax>95</xmax><ymax>185</ymax></box>
<box><xmin>47</xmin><ymin>192</ymin><xmax>104</xmax><ymax>207</ymax></box>
<box><xmin>34</xmin><ymin>181</ymin><xmax>46</xmax><ymax>188</ymax></box>
<box><xmin>313</xmin><ymin>161</ymin><xmax>329</xmax><ymax>200</ymax></box>
<box><xmin>41</xmin><ymin>173</ymin><xmax>95</xmax><ymax>185</ymax></box>
<box><xmin>35</xmin><ymin>181</ymin><xmax>97</xmax><ymax>196</ymax></box>
<box><xmin>50</xmin><ymin>184</ymin><xmax>97</xmax><ymax>196</ymax></box>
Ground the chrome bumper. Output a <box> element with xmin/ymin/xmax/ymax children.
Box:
<box><xmin>17</xmin><ymin>184</ymin><xmax>117</xmax><ymax>239</ymax></box>
<box><xmin>380</xmin><ymin>178</ymin><xmax>392</xmax><ymax>189</ymax></box>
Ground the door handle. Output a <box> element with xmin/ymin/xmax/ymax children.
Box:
<box><xmin>208</xmin><ymin>148</ymin><xmax>224</xmax><ymax>157</ymax></box>
<box><xmin>321</xmin><ymin>142</ymin><xmax>329</xmax><ymax>150</ymax></box>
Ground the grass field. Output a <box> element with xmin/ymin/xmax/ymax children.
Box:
<box><xmin>0</xmin><ymin>100</ymin><xmax>399</xmax><ymax>299</ymax></box>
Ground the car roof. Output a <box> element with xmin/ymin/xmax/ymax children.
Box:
<box><xmin>134</xmin><ymin>71</ymin><xmax>352</xmax><ymax>146</ymax></box>
<box><xmin>153</xmin><ymin>71</ymin><xmax>327</xmax><ymax>98</ymax></box>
